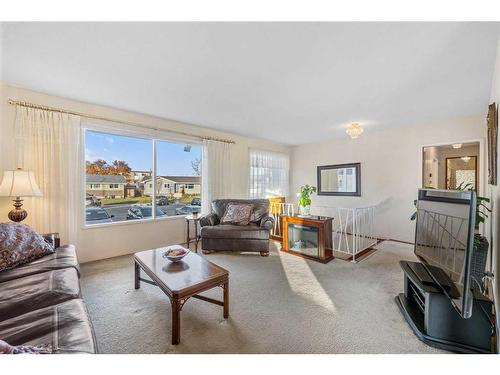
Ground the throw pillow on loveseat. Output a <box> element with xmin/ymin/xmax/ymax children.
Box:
<box><xmin>0</xmin><ymin>222</ymin><xmax>55</xmax><ymax>272</ymax></box>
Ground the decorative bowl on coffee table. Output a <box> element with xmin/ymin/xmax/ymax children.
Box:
<box><xmin>162</xmin><ymin>246</ymin><xmax>190</xmax><ymax>262</ymax></box>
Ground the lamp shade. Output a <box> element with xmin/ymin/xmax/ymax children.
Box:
<box><xmin>0</xmin><ymin>169</ymin><xmax>43</xmax><ymax>197</ymax></box>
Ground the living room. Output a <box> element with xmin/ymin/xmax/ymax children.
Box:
<box><xmin>1</xmin><ymin>2</ymin><xmax>500</xmax><ymax>373</ymax></box>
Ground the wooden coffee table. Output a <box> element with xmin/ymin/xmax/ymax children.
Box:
<box><xmin>134</xmin><ymin>245</ymin><xmax>229</xmax><ymax>345</ymax></box>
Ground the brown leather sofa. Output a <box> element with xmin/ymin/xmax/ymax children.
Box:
<box><xmin>0</xmin><ymin>234</ymin><xmax>97</xmax><ymax>354</ymax></box>
<box><xmin>199</xmin><ymin>199</ymin><xmax>274</xmax><ymax>256</ymax></box>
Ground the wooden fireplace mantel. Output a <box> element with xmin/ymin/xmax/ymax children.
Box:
<box><xmin>281</xmin><ymin>215</ymin><xmax>334</xmax><ymax>263</ymax></box>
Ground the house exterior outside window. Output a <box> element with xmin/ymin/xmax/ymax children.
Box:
<box><xmin>84</xmin><ymin>129</ymin><xmax>202</xmax><ymax>225</ymax></box>
<box><xmin>129</xmin><ymin>170</ymin><xmax>152</xmax><ymax>182</ymax></box>
<box><xmin>86</xmin><ymin>175</ymin><xmax>127</xmax><ymax>199</ymax></box>
<box><xmin>143</xmin><ymin>176</ymin><xmax>201</xmax><ymax>197</ymax></box>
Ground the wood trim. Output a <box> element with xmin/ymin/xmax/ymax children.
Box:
<box><xmin>281</xmin><ymin>215</ymin><xmax>334</xmax><ymax>263</ymax></box>
<box><xmin>282</xmin><ymin>248</ymin><xmax>334</xmax><ymax>263</ymax></box>
<box><xmin>343</xmin><ymin>247</ymin><xmax>376</xmax><ymax>262</ymax></box>
<box><xmin>341</xmin><ymin>238</ymin><xmax>384</xmax><ymax>261</ymax></box>
<box><xmin>191</xmin><ymin>293</ymin><xmax>224</xmax><ymax>306</ymax></box>
<box><xmin>133</xmin><ymin>255</ymin><xmax>228</xmax><ymax>299</ymax></box>
<box><xmin>385</xmin><ymin>238</ymin><xmax>414</xmax><ymax>245</ymax></box>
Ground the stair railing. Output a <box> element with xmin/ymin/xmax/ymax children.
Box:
<box><xmin>310</xmin><ymin>205</ymin><xmax>377</xmax><ymax>263</ymax></box>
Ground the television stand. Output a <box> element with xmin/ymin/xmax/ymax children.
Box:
<box><xmin>395</xmin><ymin>260</ymin><xmax>494</xmax><ymax>353</ymax></box>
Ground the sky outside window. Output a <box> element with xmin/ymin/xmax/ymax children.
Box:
<box><xmin>85</xmin><ymin>130</ymin><xmax>201</xmax><ymax>175</ymax></box>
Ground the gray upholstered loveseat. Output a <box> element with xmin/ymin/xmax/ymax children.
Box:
<box><xmin>199</xmin><ymin>199</ymin><xmax>274</xmax><ymax>256</ymax></box>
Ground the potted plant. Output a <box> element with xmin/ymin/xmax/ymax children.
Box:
<box><xmin>297</xmin><ymin>184</ymin><xmax>317</xmax><ymax>216</ymax></box>
<box><xmin>411</xmin><ymin>183</ymin><xmax>492</xmax><ymax>291</ymax></box>
<box><xmin>457</xmin><ymin>183</ymin><xmax>492</xmax><ymax>291</ymax></box>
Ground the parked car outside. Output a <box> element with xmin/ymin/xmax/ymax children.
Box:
<box><xmin>85</xmin><ymin>206</ymin><xmax>114</xmax><ymax>224</ymax></box>
<box><xmin>156</xmin><ymin>196</ymin><xmax>168</xmax><ymax>206</ymax></box>
<box><xmin>191</xmin><ymin>197</ymin><xmax>201</xmax><ymax>206</ymax></box>
<box><xmin>126</xmin><ymin>204</ymin><xmax>168</xmax><ymax>220</ymax></box>
<box><xmin>85</xmin><ymin>194</ymin><xmax>101</xmax><ymax>207</ymax></box>
<box><xmin>175</xmin><ymin>205</ymin><xmax>201</xmax><ymax>215</ymax></box>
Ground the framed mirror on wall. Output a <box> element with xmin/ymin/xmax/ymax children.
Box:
<box><xmin>317</xmin><ymin>162</ymin><xmax>361</xmax><ymax>196</ymax></box>
<box><xmin>422</xmin><ymin>142</ymin><xmax>480</xmax><ymax>191</ymax></box>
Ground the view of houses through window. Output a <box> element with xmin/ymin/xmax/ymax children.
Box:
<box><xmin>85</xmin><ymin>129</ymin><xmax>201</xmax><ymax>225</ymax></box>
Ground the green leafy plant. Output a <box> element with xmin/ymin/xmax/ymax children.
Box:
<box><xmin>455</xmin><ymin>182</ymin><xmax>491</xmax><ymax>250</ymax></box>
<box><xmin>298</xmin><ymin>184</ymin><xmax>317</xmax><ymax>207</ymax></box>
<box><xmin>453</xmin><ymin>182</ymin><xmax>491</xmax><ymax>227</ymax></box>
<box><xmin>410</xmin><ymin>183</ymin><xmax>492</xmax><ymax>249</ymax></box>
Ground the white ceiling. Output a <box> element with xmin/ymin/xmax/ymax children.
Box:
<box><xmin>1</xmin><ymin>22</ymin><xmax>499</xmax><ymax>145</ymax></box>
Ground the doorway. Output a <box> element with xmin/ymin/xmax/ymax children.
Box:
<box><xmin>422</xmin><ymin>141</ymin><xmax>480</xmax><ymax>191</ymax></box>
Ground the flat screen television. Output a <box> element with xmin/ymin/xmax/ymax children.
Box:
<box><xmin>414</xmin><ymin>188</ymin><xmax>476</xmax><ymax>319</ymax></box>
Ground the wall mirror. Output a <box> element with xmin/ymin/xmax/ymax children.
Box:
<box><xmin>422</xmin><ymin>142</ymin><xmax>480</xmax><ymax>191</ymax></box>
<box><xmin>317</xmin><ymin>163</ymin><xmax>361</xmax><ymax>196</ymax></box>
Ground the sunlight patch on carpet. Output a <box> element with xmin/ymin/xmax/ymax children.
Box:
<box><xmin>278</xmin><ymin>251</ymin><xmax>336</xmax><ymax>313</ymax></box>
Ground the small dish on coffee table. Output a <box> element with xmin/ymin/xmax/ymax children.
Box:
<box><xmin>162</xmin><ymin>246</ymin><xmax>190</xmax><ymax>262</ymax></box>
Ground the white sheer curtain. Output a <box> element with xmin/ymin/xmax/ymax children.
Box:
<box><xmin>15</xmin><ymin>106</ymin><xmax>81</xmax><ymax>245</ymax></box>
<box><xmin>201</xmin><ymin>139</ymin><xmax>232</xmax><ymax>214</ymax></box>
<box><xmin>249</xmin><ymin>149</ymin><xmax>289</xmax><ymax>198</ymax></box>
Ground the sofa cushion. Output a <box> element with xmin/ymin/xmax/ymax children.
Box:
<box><xmin>0</xmin><ymin>299</ymin><xmax>97</xmax><ymax>354</ymax></box>
<box><xmin>0</xmin><ymin>268</ymin><xmax>80</xmax><ymax>321</ymax></box>
<box><xmin>202</xmin><ymin>237</ymin><xmax>270</xmax><ymax>252</ymax></box>
<box><xmin>0</xmin><ymin>222</ymin><xmax>55</xmax><ymax>272</ymax></box>
<box><xmin>211</xmin><ymin>199</ymin><xmax>269</xmax><ymax>223</ymax></box>
<box><xmin>249</xmin><ymin>200</ymin><xmax>270</xmax><ymax>223</ymax></box>
<box><xmin>220</xmin><ymin>203</ymin><xmax>253</xmax><ymax>226</ymax></box>
<box><xmin>0</xmin><ymin>339</ymin><xmax>53</xmax><ymax>354</ymax></box>
<box><xmin>0</xmin><ymin>245</ymin><xmax>79</xmax><ymax>283</ymax></box>
<box><xmin>201</xmin><ymin>224</ymin><xmax>270</xmax><ymax>240</ymax></box>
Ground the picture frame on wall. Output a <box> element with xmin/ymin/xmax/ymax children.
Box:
<box><xmin>487</xmin><ymin>102</ymin><xmax>498</xmax><ymax>186</ymax></box>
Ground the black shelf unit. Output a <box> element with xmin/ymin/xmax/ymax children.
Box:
<box><xmin>395</xmin><ymin>260</ymin><xmax>494</xmax><ymax>354</ymax></box>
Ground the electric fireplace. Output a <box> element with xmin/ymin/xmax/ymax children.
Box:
<box><xmin>281</xmin><ymin>215</ymin><xmax>333</xmax><ymax>263</ymax></box>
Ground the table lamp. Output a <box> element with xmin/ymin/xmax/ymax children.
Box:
<box><xmin>0</xmin><ymin>168</ymin><xmax>43</xmax><ymax>222</ymax></box>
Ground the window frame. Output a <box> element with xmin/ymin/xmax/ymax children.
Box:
<box><xmin>81</xmin><ymin>124</ymin><xmax>202</xmax><ymax>229</ymax></box>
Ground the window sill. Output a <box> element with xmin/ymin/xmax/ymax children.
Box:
<box><xmin>82</xmin><ymin>214</ymin><xmax>188</xmax><ymax>230</ymax></box>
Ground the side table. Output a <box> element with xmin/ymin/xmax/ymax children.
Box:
<box><xmin>185</xmin><ymin>214</ymin><xmax>201</xmax><ymax>252</ymax></box>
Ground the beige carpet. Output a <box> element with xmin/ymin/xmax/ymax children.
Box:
<box><xmin>80</xmin><ymin>240</ymin><xmax>445</xmax><ymax>354</ymax></box>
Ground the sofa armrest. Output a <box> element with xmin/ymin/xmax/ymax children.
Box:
<box><xmin>42</xmin><ymin>233</ymin><xmax>60</xmax><ymax>250</ymax></box>
<box><xmin>199</xmin><ymin>213</ymin><xmax>219</xmax><ymax>227</ymax></box>
<box><xmin>260</xmin><ymin>215</ymin><xmax>275</xmax><ymax>231</ymax></box>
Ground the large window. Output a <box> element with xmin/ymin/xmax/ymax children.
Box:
<box><xmin>154</xmin><ymin>140</ymin><xmax>201</xmax><ymax>217</ymax></box>
<box><xmin>249</xmin><ymin>149</ymin><xmax>289</xmax><ymax>198</ymax></box>
<box><xmin>84</xmin><ymin>129</ymin><xmax>201</xmax><ymax>225</ymax></box>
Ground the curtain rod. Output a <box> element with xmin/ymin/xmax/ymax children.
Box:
<box><xmin>7</xmin><ymin>98</ymin><xmax>236</xmax><ymax>144</ymax></box>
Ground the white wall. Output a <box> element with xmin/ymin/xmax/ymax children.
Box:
<box><xmin>290</xmin><ymin>116</ymin><xmax>486</xmax><ymax>243</ymax></box>
<box><xmin>0</xmin><ymin>83</ymin><xmax>290</xmax><ymax>263</ymax></box>
<box><xmin>488</xmin><ymin>33</ymin><xmax>500</xmax><ymax>348</ymax></box>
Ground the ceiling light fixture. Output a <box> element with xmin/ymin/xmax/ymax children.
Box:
<box><xmin>461</xmin><ymin>156</ymin><xmax>471</xmax><ymax>163</ymax></box>
<box><xmin>346</xmin><ymin>123</ymin><xmax>364</xmax><ymax>139</ymax></box>
<box><xmin>452</xmin><ymin>143</ymin><xmax>462</xmax><ymax>149</ymax></box>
